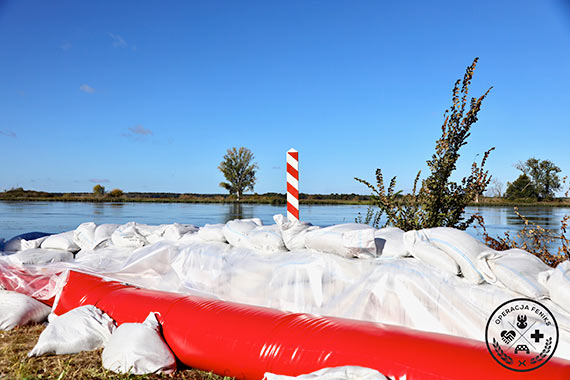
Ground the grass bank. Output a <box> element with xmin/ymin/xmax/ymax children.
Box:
<box><xmin>0</xmin><ymin>325</ymin><xmax>231</xmax><ymax>380</ymax></box>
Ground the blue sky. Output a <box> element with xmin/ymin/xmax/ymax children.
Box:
<box><xmin>1</xmin><ymin>1</ymin><xmax>569</xmax><ymax>195</ymax></box>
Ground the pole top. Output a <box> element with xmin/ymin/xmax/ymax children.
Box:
<box><xmin>287</xmin><ymin>148</ymin><xmax>298</xmax><ymax>153</ymax></box>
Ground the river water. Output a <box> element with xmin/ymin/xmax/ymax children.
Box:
<box><xmin>1</xmin><ymin>201</ymin><xmax>568</xmax><ymax>249</ymax></box>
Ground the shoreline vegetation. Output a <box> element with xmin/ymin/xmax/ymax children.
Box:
<box><xmin>1</xmin><ymin>188</ymin><xmax>569</xmax><ymax>207</ymax></box>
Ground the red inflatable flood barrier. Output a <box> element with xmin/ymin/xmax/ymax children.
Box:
<box><xmin>54</xmin><ymin>271</ymin><xmax>570</xmax><ymax>380</ymax></box>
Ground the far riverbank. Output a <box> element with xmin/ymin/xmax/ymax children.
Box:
<box><xmin>1</xmin><ymin>188</ymin><xmax>569</xmax><ymax>207</ymax></box>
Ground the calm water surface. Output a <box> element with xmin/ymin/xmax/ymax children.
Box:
<box><xmin>1</xmin><ymin>201</ymin><xmax>569</xmax><ymax>247</ymax></box>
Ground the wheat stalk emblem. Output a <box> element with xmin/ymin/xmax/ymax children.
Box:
<box><xmin>530</xmin><ymin>337</ymin><xmax>552</xmax><ymax>364</ymax></box>
<box><xmin>492</xmin><ymin>338</ymin><xmax>513</xmax><ymax>364</ymax></box>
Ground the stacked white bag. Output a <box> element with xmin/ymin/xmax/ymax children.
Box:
<box><xmin>74</xmin><ymin>222</ymin><xmax>119</xmax><ymax>250</ymax></box>
<box><xmin>539</xmin><ymin>261</ymin><xmax>570</xmax><ymax>311</ymax></box>
<box><xmin>274</xmin><ymin>214</ymin><xmax>319</xmax><ymax>251</ymax></box>
<box><xmin>102</xmin><ymin>312</ymin><xmax>176</xmax><ymax>375</ymax></box>
<box><xmin>477</xmin><ymin>248</ymin><xmax>550</xmax><ymax>298</ymax></box>
<box><xmin>374</xmin><ymin>227</ymin><xmax>409</xmax><ymax>258</ymax></box>
<box><xmin>111</xmin><ymin>222</ymin><xmax>149</xmax><ymax>248</ymax></box>
<box><xmin>404</xmin><ymin>227</ymin><xmax>486</xmax><ymax>283</ymax></box>
<box><xmin>248</xmin><ymin>225</ymin><xmax>287</xmax><ymax>252</ymax></box>
<box><xmin>41</xmin><ymin>231</ymin><xmax>80</xmax><ymax>253</ymax></box>
<box><xmin>223</xmin><ymin>218</ymin><xmax>287</xmax><ymax>252</ymax></box>
<box><xmin>403</xmin><ymin>231</ymin><xmax>461</xmax><ymax>275</ymax></box>
<box><xmin>196</xmin><ymin>223</ymin><xmax>227</xmax><ymax>243</ymax></box>
<box><xmin>0</xmin><ymin>290</ymin><xmax>51</xmax><ymax>330</ymax></box>
<box><xmin>29</xmin><ymin>305</ymin><xmax>115</xmax><ymax>356</ymax></box>
<box><xmin>223</xmin><ymin>218</ymin><xmax>262</xmax><ymax>248</ymax></box>
<box><xmin>304</xmin><ymin>223</ymin><xmax>379</xmax><ymax>259</ymax></box>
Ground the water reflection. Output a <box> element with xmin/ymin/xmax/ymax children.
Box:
<box><xmin>93</xmin><ymin>202</ymin><xmax>124</xmax><ymax>216</ymax></box>
<box><xmin>93</xmin><ymin>203</ymin><xmax>105</xmax><ymax>215</ymax></box>
<box><xmin>506</xmin><ymin>207</ymin><xmax>557</xmax><ymax>229</ymax></box>
<box><xmin>223</xmin><ymin>203</ymin><xmax>254</xmax><ymax>222</ymax></box>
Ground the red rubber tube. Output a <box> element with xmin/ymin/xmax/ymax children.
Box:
<box><xmin>54</xmin><ymin>271</ymin><xmax>570</xmax><ymax>380</ymax></box>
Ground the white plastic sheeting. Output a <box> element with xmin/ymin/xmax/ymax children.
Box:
<box><xmin>264</xmin><ymin>366</ymin><xmax>388</xmax><ymax>380</ymax></box>
<box><xmin>2</xmin><ymin>218</ymin><xmax>570</xmax><ymax>361</ymax></box>
<box><xmin>102</xmin><ymin>312</ymin><xmax>176</xmax><ymax>375</ymax></box>
<box><xmin>29</xmin><ymin>305</ymin><xmax>116</xmax><ymax>356</ymax></box>
<box><xmin>0</xmin><ymin>290</ymin><xmax>51</xmax><ymax>330</ymax></box>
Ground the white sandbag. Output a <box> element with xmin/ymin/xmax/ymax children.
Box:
<box><xmin>539</xmin><ymin>261</ymin><xmax>570</xmax><ymax>312</ymax></box>
<box><xmin>40</xmin><ymin>231</ymin><xmax>80</xmax><ymax>253</ymax></box>
<box><xmin>111</xmin><ymin>223</ymin><xmax>148</xmax><ymax>248</ymax></box>
<box><xmin>10</xmin><ymin>248</ymin><xmax>74</xmax><ymax>265</ymax></box>
<box><xmin>264</xmin><ymin>366</ymin><xmax>388</xmax><ymax>380</ymax></box>
<box><xmin>162</xmin><ymin>223</ymin><xmax>198</xmax><ymax>241</ymax></box>
<box><xmin>249</xmin><ymin>225</ymin><xmax>287</xmax><ymax>252</ymax></box>
<box><xmin>374</xmin><ymin>227</ymin><xmax>409</xmax><ymax>258</ymax></box>
<box><xmin>304</xmin><ymin>224</ymin><xmax>378</xmax><ymax>259</ymax></box>
<box><xmin>102</xmin><ymin>312</ymin><xmax>176</xmax><ymax>375</ymax></box>
<box><xmin>73</xmin><ymin>222</ymin><xmax>97</xmax><ymax>250</ymax></box>
<box><xmin>412</xmin><ymin>227</ymin><xmax>486</xmax><ymax>283</ymax></box>
<box><xmin>477</xmin><ymin>249</ymin><xmax>550</xmax><ymax>298</ymax></box>
<box><xmin>28</xmin><ymin>305</ymin><xmax>115</xmax><ymax>356</ymax></box>
<box><xmin>274</xmin><ymin>214</ymin><xmax>318</xmax><ymax>250</ymax></box>
<box><xmin>93</xmin><ymin>224</ymin><xmax>119</xmax><ymax>248</ymax></box>
<box><xmin>0</xmin><ymin>290</ymin><xmax>51</xmax><ymax>330</ymax></box>
<box><xmin>75</xmin><ymin>223</ymin><xmax>119</xmax><ymax>251</ymax></box>
<box><xmin>403</xmin><ymin>231</ymin><xmax>460</xmax><ymax>275</ymax></box>
<box><xmin>223</xmin><ymin>218</ymin><xmax>262</xmax><ymax>248</ymax></box>
<box><xmin>4</xmin><ymin>232</ymin><xmax>50</xmax><ymax>253</ymax></box>
<box><xmin>196</xmin><ymin>224</ymin><xmax>228</xmax><ymax>243</ymax></box>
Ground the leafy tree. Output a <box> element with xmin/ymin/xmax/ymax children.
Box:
<box><xmin>505</xmin><ymin>174</ymin><xmax>537</xmax><ymax>200</ymax></box>
<box><xmin>218</xmin><ymin>147</ymin><xmax>258</xmax><ymax>201</ymax></box>
<box><xmin>515</xmin><ymin>158</ymin><xmax>561</xmax><ymax>200</ymax></box>
<box><xmin>355</xmin><ymin>58</ymin><xmax>493</xmax><ymax>230</ymax></box>
<box><xmin>93</xmin><ymin>184</ymin><xmax>105</xmax><ymax>196</ymax></box>
<box><xmin>108</xmin><ymin>188</ymin><xmax>124</xmax><ymax>198</ymax></box>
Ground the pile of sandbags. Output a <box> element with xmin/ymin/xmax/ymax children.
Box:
<box><xmin>29</xmin><ymin>305</ymin><xmax>176</xmax><ymax>375</ymax></box>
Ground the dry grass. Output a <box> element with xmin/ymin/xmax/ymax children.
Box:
<box><xmin>0</xmin><ymin>324</ymin><xmax>231</xmax><ymax>380</ymax></box>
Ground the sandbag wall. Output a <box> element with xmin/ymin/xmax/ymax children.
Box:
<box><xmin>54</xmin><ymin>271</ymin><xmax>570</xmax><ymax>380</ymax></box>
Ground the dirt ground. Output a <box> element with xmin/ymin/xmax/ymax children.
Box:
<box><xmin>0</xmin><ymin>324</ymin><xmax>231</xmax><ymax>380</ymax></box>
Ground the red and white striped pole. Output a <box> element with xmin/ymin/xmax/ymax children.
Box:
<box><xmin>286</xmin><ymin>148</ymin><xmax>299</xmax><ymax>222</ymax></box>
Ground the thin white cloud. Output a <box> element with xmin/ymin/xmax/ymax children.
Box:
<box><xmin>128</xmin><ymin>125</ymin><xmax>153</xmax><ymax>136</ymax></box>
<box><xmin>80</xmin><ymin>84</ymin><xmax>95</xmax><ymax>94</ymax></box>
<box><xmin>109</xmin><ymin>33</ymin><xmax>127</xmax><ymax>48</ymax></box>
<box><xmin>89</xmin><ymin>178</ymin><xmax>110</xmax><ymax>183</ymax></box>
<box><xmin>61</xmin><ymin>42</ymin><xmax>72</xmax><ymax>51</ymax></box>
<box><xmin>0</xmin><ymin>130</ymin><xmax>16</xmax><ymax>138</ymax></box>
